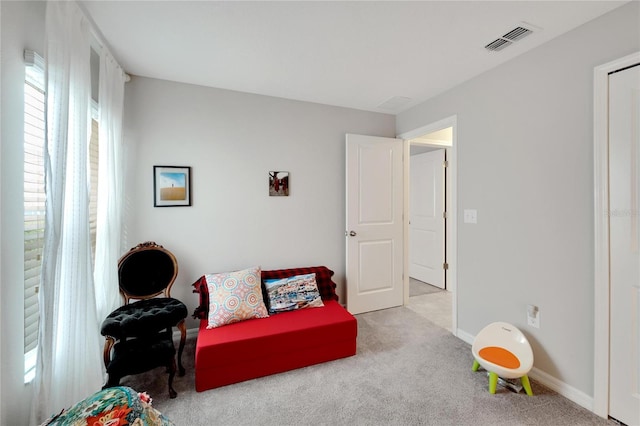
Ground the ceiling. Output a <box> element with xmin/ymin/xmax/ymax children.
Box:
<box><xmin>80</xmin><ymin>1</ymin><xmax>627</xmax><ymax>114</ymax></box>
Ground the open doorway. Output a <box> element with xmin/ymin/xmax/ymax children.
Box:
<box><xmin>408</xmin><ymin>144</ymin><xmax>446</xmax><ymax>290</ymax></box>
<box><xmin>399</xmin><ymin>116</ymin><xmax>458</xmax><ymax>335</ymax></box>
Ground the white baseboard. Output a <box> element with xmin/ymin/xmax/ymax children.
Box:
<box><xmin>455</xmin><ymin>328</ymin><xmax>594</xmax><ymax>413</ymax></box>
<box><xmin>528</xmin><ymin>367</ymin><xmax>594</xmax><ymax>411</ymax></box>
<box><xmin>456</xmin><ymin>328</ymin><xmax>474</xmax><ymax>345</ymax></box>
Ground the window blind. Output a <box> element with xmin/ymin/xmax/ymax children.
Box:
<box><xmin>89</xmin><ymin>118</ymin><xmax>99</xmax><ymax>260</ymax></box>
<box><xmin>24</xmin><ymin>52</ymin><xmax>45</xmax><ymax>369</ymax></box>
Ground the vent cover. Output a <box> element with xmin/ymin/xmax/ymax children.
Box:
<box><xmin>502</xmin><ymin>26</ymin><xmax>532</xmax><ymax>41</ymax></box>
<box><xmin>485</xmin><ymin>22</ymin><xmax>537</xmax><ymax>52</ymax></box>
<box><xmin>485</xmin><ymin>38</ymin><xmax>513</xmax><ymax>52</ymax></box>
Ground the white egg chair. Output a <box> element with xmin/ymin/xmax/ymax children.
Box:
<box><xmin>471</xmin><ymin>321</ymin><xmax>534</xmax><ymax>395</ymax></box>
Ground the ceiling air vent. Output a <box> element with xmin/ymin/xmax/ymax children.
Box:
<box><xmin>485</xmin><ymin>38</ymin><xmax>512</xmax><ymax>52</ymax></box>
<box><xmin>502</xmin><ymin>26</ymin><xmax>533</xmax><ymax>42</ymax></box>
<box><xmin>485</xmin><ymin>22</ymin><xmax>538</xmax><ymax>52</ymax></box>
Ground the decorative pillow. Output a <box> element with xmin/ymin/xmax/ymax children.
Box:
<box><xmin>191</xmin><ymin>266</ymin><xmax>339</xmax><ymax>319</ymax></box>
<box><xmin>264</xmin><ymin>273</ymin><xmax>324</xmax><ymax>314</ymax></box>
<box><xmin>262</xmin><ymin>266</ymin><xmax>338</xmax><ymax>301</ymax></box>
<box><xmin>205</xmin><ymin>266</ymin><xmax>269</xmax><ymax>329</ymax></box>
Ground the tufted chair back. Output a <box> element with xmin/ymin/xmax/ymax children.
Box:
<box><xmin>117</xmin><ymin>241</ymin><xmax>178</xmax><ymax>304</ymax></box>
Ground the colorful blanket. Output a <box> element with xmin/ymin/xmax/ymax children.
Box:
<box><xmin>41</xmin><ymin>386</ymin><xmax>174</xmax><ymax>426</ymax></box>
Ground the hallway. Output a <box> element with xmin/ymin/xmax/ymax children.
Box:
<box><xmin>407</xmin><ymin>278</ymin><xmax>452</xmax><ymax>332</ymax></box>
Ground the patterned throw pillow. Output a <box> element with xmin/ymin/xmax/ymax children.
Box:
<box><xmin>206</xmin><ymin>266</ymin><xmax>269</xmax><ymax>329</ymax></box>
<box><xmin>264</xmin><ymin>273</ymin><xmax>324</xmax><ymax>314</ymax></box>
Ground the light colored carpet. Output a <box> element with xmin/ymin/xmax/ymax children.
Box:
<box><xmin>119</xmin><ymin>306</ymin><xmax>614</xmax><ymax>426</ymax></box>
<box><xmin>407</xmin><ymin>291</ymin><xmax>452</xmax><ymax>332</ymax></box>
<box><xmin>409</xmin><ymin>277</ymin><xmax>443</xmax><ymax>297</ymax></box>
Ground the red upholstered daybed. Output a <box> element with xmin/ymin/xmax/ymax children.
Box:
<box><xmin>192</xmin><ymin>266</ymin><xmax>357</xmax><ymax>392</ymax></box>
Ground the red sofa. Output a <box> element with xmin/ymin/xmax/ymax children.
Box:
<box><xmin>192</xmin><ymin>266</ymin><xmax>357</xmax><ymax>392</ymax></box>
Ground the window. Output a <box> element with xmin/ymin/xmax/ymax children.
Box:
<box><xmin>23</xmin><ymin>51</ymin><xmax>45</xmax><ymax>382</ymax></box>
<box><xmin>23</xmin><ymin>51</ymin><xmax>101</xmax><ymax>382</ymax></box>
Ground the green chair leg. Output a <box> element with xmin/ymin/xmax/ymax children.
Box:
<box><xmin>472</xmin><ymin>359</ymin><xmax>480</xmax><ymax>372</ymax></box>
<box><xmin>521</xmin><ymin>375</ymin><xmax>533</xmax><ymax>396</ymax></box>
<box><xmin>489</xmin><ymin>372</ymin><xmax>499</xmax><ymax>394</ymax></box>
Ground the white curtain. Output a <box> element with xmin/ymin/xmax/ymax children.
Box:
<box><xmin>94</xmin><ymin>50</ymin><xmax>126</xmax><ymax>324</ymax></box>
<box><xmin>32</xmin><ymin>1</ymin><xmax>103</xmax><ymax>422</ymax></box>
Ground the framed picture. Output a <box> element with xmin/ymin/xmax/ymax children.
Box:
<box><xmin>269</xmin><ymin>171</ymin><xmax>289</xmax><ymax>196</ymax></box>
<box><xmin>153</xmin><ymin>166</ymin><xmax>191</xmax><ymax>207</ymax></box>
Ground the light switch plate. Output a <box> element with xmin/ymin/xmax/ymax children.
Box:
<box><xmin>464</xmin><ymin>209</ymin><xmax>477</xmax><ymax>224</ymax></box>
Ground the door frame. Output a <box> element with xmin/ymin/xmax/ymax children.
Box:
<box><xmin>398</xmin><ymin>115</ymin><xmax>458</xmax><ymax>336</ymax></box>
<box><xmin>593</xmin><ymin>51</ymin><xmax>640</xmax><ymax>418</ymax></box>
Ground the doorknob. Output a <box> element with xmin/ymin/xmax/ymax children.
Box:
<box><xmin>349</xmin><ymin>231</ymin><xmax>357</xmax><ymax>237</ymax></box>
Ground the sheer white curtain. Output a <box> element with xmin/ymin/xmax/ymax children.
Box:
<box><xmin>94</xmin><ymin>50</ymin><xmax>126</xmax><ymax>324</ymax></box>
<box><xmin>32</xmin><ymin>1</ymin><xmax>103</xmax><ymax>422</ymax></box>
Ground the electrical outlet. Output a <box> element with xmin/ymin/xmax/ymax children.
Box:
<box><xmin>464</xmin><ymin>209</ymin><xmax>477</xmax><ymax>224</ymax></box>
<box><xmin>527</xmin><ymin>304</ymin><xmax>540</xmax><ymax>328</ymax></box>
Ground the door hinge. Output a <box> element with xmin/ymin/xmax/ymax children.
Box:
<box><xmin>443</xmin><ymin>211</ymin><xmax>448</xmax><ymax>219</ymax></box>
<box><xmin>443</xmin><ymin>262</ymin><xmax>449</xmax><ymax>270</ymax></box>
<box><xmin>443</xmin><ymin>160</ymin><xmax>449</xmax><ymax>168</ymax></box>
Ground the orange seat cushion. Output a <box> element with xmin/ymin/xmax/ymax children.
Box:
<box><xmin>479</xmin><ymin>346</ymin><xmax>520</xmax><ymax>369</ymax></box>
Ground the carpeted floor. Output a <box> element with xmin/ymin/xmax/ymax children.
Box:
<box><xmin>119</xmin><ymin>305</ymin><xmax>615</xmax><ymax>426</ymax></box>
<box><xmin>409</xmin><ymin>277</ymin><xmax>443</xmax><ymax>297</ymax></box>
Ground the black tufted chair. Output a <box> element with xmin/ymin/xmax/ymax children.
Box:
<box><xmin>100</xmin><ymin>242</ymin><xmax>187</xmax><ymax>398</ymax></box>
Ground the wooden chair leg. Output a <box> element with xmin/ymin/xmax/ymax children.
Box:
<box><xmin>167</xmin><ymin>357</ymin><xmax>177</xmax><ymax>399</ymax></box>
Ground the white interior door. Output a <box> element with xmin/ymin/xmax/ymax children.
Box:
<box><xmin>409</xmin><ymin>149</ymin><xmax>445</xmax><ymax>289</ymax></box>
<box><xmin>609</xmin><ymin>64</ymin><xmax>640</xmax><ymax>426</ymax></box>
<box><xmin>346</xmin><ymin>134</ymin><xmax>403</xmax><ymax>315</ymax></box>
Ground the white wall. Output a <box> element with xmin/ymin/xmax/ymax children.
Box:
<box><xmin>0</xmin><ymin>2</ymin><xmax>4</xmax><ymax>421</ymax></box>
<box><xmin>123</xmin><ymin>77</ymin><xmax>395</xmax><ymax>329</ymax></box>
<box><xmin>397</xmin><ymin>2</ymin><xmax>639</xmax><ymax>402</ymax></box>
<box><xmin>0</xmin><ymin>1</ymin><xmax>46</xmax><ymax>424</ymax></box>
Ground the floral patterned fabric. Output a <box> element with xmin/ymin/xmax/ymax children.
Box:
<box><xmin>41</xmin><ymin>386</ymin><xmax>174</xmax><ymax>426</ymax></box>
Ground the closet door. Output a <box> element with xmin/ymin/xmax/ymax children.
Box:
<box><xmin>608</xmin><ymin>63</ymin><xmax>640</xmax><ymax>426</ymax></box>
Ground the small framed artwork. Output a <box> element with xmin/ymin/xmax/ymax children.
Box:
<box><xmin>153</xmin><ymin>166</ymin><xmax>192</xmax><ymax>207</ymax></box>
<box><xmin>269</xmin><ymin>171</ymin><xmax>289</xmax><ymax>196</ymax></box>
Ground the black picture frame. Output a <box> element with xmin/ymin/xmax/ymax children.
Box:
<box><xmin>153</xmin><ymin>166</ymin><xmax>192</xmax><ymax>207</ymax></box>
